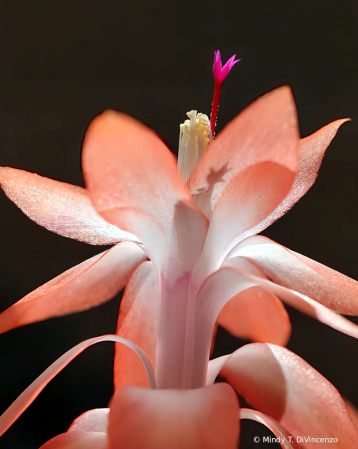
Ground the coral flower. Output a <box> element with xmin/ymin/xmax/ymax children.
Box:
<box><xmin>1</xmin><ymin>51</ymin><xmax>358</xmax><ymax>448</ymax></box>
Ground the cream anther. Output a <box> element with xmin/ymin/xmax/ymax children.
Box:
<box><xmin>178</xmin><ymin>110</ymin><xmax>212</xmax><ymax>182</ymax></box>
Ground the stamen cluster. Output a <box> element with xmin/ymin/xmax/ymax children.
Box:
<box><xmin>178</xmin><ymin>110</ymin><xmax>212</xmax><ymax>182</ymax></box>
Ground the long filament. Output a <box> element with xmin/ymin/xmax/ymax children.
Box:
<box><xmin>0</xmin><ymin>335</ymin><xmax>156</xmax><ymax>437</ymax></box>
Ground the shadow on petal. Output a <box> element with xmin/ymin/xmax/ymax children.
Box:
<box><xmin>236</xmin><ymin>119</ymin><xmax>349</xmax><ymax>241</ymax></box>
<box><xmin>222</xmin><ymin>344</ymin><xmax>287</xmax><ymax>421</ymax></box>
<box><xmin>221</xmin><ymin>343</ymin><xmax>358</xmax><ymax>448</ymax></box>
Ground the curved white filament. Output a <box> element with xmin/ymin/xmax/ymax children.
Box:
<box><xmin>0</xmin><ymin>334</ymin><xmax>156</xmax><ymax>437</ymax></box>
<box><xmin>240</xmin><ymin>408</ymin><xmax>301</xmax><ymax>449</ymax></box>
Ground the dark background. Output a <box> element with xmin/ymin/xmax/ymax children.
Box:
<box><xmin>0</xmin><ymin>0</ymin><xmax>357</xmax><ymax>447</ymax></box>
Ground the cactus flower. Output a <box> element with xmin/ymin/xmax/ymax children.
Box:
<box><xmin>1</xmin><ymin>51</ymin><xmax>358</xmax><ymax>448</ymax></box>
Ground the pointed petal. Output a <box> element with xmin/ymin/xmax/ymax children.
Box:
<box><xmin>39</xmin><ymin>432</ymin><xmax>108</xmax><ymax>449</ymax></box>
<box><xmin>0</xmin><ymin>335</ymin><xmax>156</xmax><ymax>437</ymax></box>
<box><xmin>0</xmin><ymin>167</ymin><xmax>134</xmax><ymax>245</ymax></box>
<box><xmin>198</xmin><ymin>161</ymin><xmax>295</xmax><ymax>273</ymax></box>
<box><xmin>190</xmin><ymin>86</ymin><xmax>299</xmax><ymax>213</ymax></box>
<box><xmin>345</xmin><ymin>399</ymin><xmax>358</xmax><ymax>431</ymax></box>
<box><xmin>218</xmin><ymin>286</ymin><xmax>291</xmax><ymax>345</ymax></box>
<box><xmin>225</xmin><ymin>256</ymin><xmax>358</xmax><ymax>341</ymax></box>
<box><xmin>229</xmin><ymin>236</ymin><xmax>358</xmax><ymax>315</ymax></box>
<box><xmin>221</xmin><ymin>344</ymin><xmax>358</xmax><ymax>448</ymax></box>
<box><xmin>193</xmin><ymin>266</ymin><xmax>258</xmax><ymax>386</ymax></box>
<box><xmin>0</xmin><ymin>242</ymin><xmax>146</xmax><ymax>333</ymax></box>
<box><xmin>107</xmin><ymin>384</ymin><xmax>239</xmax><ymax>449</ymax></box>
<box><xmin>198</xmin><ymin>259</ymin><xmax>288</xmax><ymax>386</ymax></box>
<box><xmin>240</xmin><ymin>409</ymin><xmax>301</xmax><ymax>449</ymax></box>
<box><xmin>114</xmin><ymin>261</ymin><xmax>158</xmax><ymax>390</ymax></box>
<box><xmin>82</xmin><ymin>111</ymin><xmax>208</xmax><ymax>269</ymax></box>
<box><xmin>207</xmin><ymin>355</ymin><xmax>231</xmax><ymax>385</ymax></box>
<box><xmin>68</xmin><ymin>409</ymin><xmax>109</xmax><ymax>433</ymax></box>
<box><xmin>233</xmin><ymin>119</ymin><xmax>349</xmax><ymax>242</ymax></box>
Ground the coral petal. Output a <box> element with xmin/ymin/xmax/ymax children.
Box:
<box><xmin>218</xmin><ymin>286</ymin><xmax>291</xmax><ymax>345</ymax></box>
<box><xmin>68</xmin><ymin>409</ymin><xmax>109</xmax><ymax>433</ymax></box>
<box><xmin>82</xmin><ymin>110</ymin><xmax>191</xmax><ymax>216</ymax></box>
<box><xmin>199</xmin><ymin>161</ymin><xmax>295</xmax><ymax>272</ymax></box>
<box><xmin>114</xmin><ymin>261</ymin><xmax>158</xmax><ymax>390</ymax></box>
<box><xmin>229</xmin><ymin>236</ymin><xmax>358</xmax><ymax>315</ymax></box>
<box><xmin>221</xmin><ymin>344</ymin><xmax>358</xmax><ymax>448</ymax></box>
<box><xmin>237</xmin><ymin>119</ymin><xmax>349</xmax><ymax>241</ymax></box>
<box><xmin>0</xmin><ymin>335</ymin><xmax>156</xmax><ymax>437</ymax></box>
<box><xmin>345</xmin><ymin>399</ymin><xmax>358</xmax><ymax>431</ymax></box>
<box><xmin>39</xmin><ymin>432</ymin><xmax>108</xmax><ymax>449</ymax></box>
<box><xmin>190</xmin><ymin>86</ymin><xmax>299</xmax><ymax>209</ymax></box>
<box><xmin>0</xmin><ymin>242</ymin><xmax>146</xmax><ymax>333</ymax></box>
<box><xmin>193</xmin><ymin>265</ymin><xmax>258</xmax><ymax>386</ymax></box>
<box><xmin>207</xmin><ymin>355</ymin><xmax>231</xmax><ymax>385</ymax></box>
<box><xmin>107</xmin><ymin>384</ymin><xmax>239</xmax><ymax>449</ymax></box>
<box><xmin>0</xmin><ymin>167</ymin><xmax>133</xmax><ymax>245</ymax></box>
<box><xmin>82</xmin><ymin>110</ymin><xmax>207</xmax><ymax>268</ymax></box>
<box><xmin>225</xmin><ymin>256</ymin><xmax>358</xmax><ymax>340</ymax></box>
<box><xmin>240</xmin><ymin>409</ymin><xmax>301</xmax><ymax>449</ymax></box>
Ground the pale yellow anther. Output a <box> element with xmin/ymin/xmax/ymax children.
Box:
<box><xmin>178</xmin><ymin>110</ymin><xmax>212</xmax><ymax>182</ymax></box>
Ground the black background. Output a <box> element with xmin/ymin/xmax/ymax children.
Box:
<box><xmin>0</xmin><ymin>0</ymin><xmax>357</xmax><ymax>447</ymax></box>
